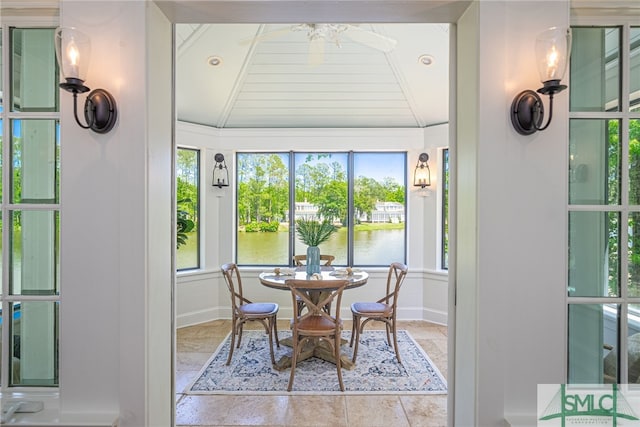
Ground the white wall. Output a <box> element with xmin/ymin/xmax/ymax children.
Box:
<box><xmin>455</xmin><ymin>1</ymin><xmax>569</xmax><ymax>425</ymax></box>
<box><xmin>58</xmin><ymin>1</ymin><xmax>172</xmax><ymax>426</ymax></box>
<box><xmin>175</xmin><ymin>122</ymin><xmax>449</xmax><ymax>328</ymax></box>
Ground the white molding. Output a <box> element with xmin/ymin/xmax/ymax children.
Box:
<box><xmin>176</xmin><ymin>307</ymin><xmax>222</xmax><ymax>329</ymax></box>
<box><xmin>422</xmin><ymin>307</ymin><xmax>448</xmax><ymax>326</ymax></box>
<box><xmin>504</xmin><ymin>413</ymin><xmax>536</xmax><ymax>427</ymax></box>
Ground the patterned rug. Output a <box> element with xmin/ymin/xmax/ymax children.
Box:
<box><xmin>186</xmin><ymin>329</ymin><xmax>447</xmax><ymax>395</ymax></box>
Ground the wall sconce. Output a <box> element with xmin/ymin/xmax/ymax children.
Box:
<box><xmin>54</xmin><ymin>27</ymin><xmax>118</xmax><ymax>134</ymax></box>
<box><xmin>413</xmin><ymin>153</ymin><xmax>431</xmax><ymax>188</ymax></box>
<box><xmin>212</xmin><ymin>153</ymin><xmax>229</xmax><ymax>188</ymax></box>
<box><xmin>510</xmin><ymin>27</ymin><xmax>571</xmax><ymax>135</ymax></box>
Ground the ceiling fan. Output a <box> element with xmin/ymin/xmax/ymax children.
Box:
<box><xmin>244</xmin><ymin>23</ymin><xmax>397</xmax><ymax>65</ymax></box>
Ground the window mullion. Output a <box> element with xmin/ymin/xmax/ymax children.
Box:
<box><xmin>621</xmin><ymin>24</ymin><xmax>631</xmax><ymax>114</ymax></box>
<box><xmin>620</xmin><ymin>22</ymin><xmax>632</xmax><ymax>384</ymax></box>
<box><xmin>0</xmin><ymin>22</ymin><xmax>8</xmax><ymax>391</ymax></box>
<box><xmin>288</xmin><ymin>151</ymin><xmax>295</xmax><ymax>267</ymax></box>
<box><xmin>347</xmin><ymin>151</ymin><xmax>354</xmax><ymax>267</ymax></box>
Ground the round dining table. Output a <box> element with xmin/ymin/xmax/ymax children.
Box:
<box><xmin>258</xmin><ymin>267</ymin><xmax>368</xmax><ymax>371</ymax></box>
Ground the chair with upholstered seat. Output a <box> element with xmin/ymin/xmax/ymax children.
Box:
<box><xmin>221</xmin><ymin>263</ymin><xmax>280</xmax><ymax>366</ymax></box>
<box><xmin>349</xmin><ymin>262</ymin><xmax>408</xmax><ymax>364</ymax></box>
<box><xmin>285</xmin><ymin>278</ymin><xmax>349</xmax><ymax>391</ymax></box>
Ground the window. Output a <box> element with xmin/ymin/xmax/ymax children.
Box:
<box><xmin>441</xmin><ymin>148</ymin><xmax>449</xmax><ymax>270</ymax></box>
<box><xmin>236</xmin><ymin>152</ymin><xmax>406</xmax><ymax>266</ymax></box>
<box><xmin>567</xmin><ymin>24</ymin><xmax>640</xmax><ymax>384</ymax></box>
<box><xmin>176</xmin><ymin>147</ymin><xmax>200</xmax><ymax>271</ymax></box>
<box><xmin>1</xmin><ymin>25</ymin><xmax>60</xmax><ymax>388</ymax></box>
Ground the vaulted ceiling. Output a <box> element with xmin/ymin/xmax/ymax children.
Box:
<box><xmin>175</xmin><ymin>23</ymin><xmax>450</xmax><ymax>128</ymax></box>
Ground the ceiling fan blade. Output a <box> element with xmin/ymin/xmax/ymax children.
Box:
<box><xmin>238</xmin><ymin>25</ymin><xmax>292</xmax><ymax>46</ymax></box>
<box><xmin>308</xmin><ymin>37</ymin><xmax>325</xmax><ymax>66</ymax></box>
<box><xmin>343</xmin><ymin>25</ymin><xmax>397</xmax><ymax>52</ymax></box>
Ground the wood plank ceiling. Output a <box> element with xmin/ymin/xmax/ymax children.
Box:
<box><xmin>176</xmin><ymin>23</ymin><xmax>450</xmax><ymax>128</ymax></box>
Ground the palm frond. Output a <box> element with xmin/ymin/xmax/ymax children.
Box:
<box><xmin>295</xmin><ymin>218</ymin><xmax>337</xmax><ymax>247</ymax></box>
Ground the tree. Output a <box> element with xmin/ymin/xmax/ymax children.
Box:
<box><xmin>176</xmin><ymin>198</ymin><xmax>195</xmax><ymax>249</ymax></box>
<box><xmin>316</xmin><ymin>180</ymin><xmax>348</xmax><ymax>224</ymax></box>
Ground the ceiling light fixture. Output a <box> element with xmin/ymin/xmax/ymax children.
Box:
<box><xmin>292</xmin><ymin>23</ymin><xmax>349</xmax><ymax>46</ymax></box>
<box><xmin>510</xmin><ymin>27</ymin><xmax>572</xmax><ymax>135</ymax></box>
<box><xmin>208</xmin><ymin>56</ymin><xmax>222</xmax><ymax>66</ymax></box>
<box><xmin>418</xmin><ymin>54</ymin><xmax>434</xmax><ymax>66</ymax></box>
<box><xmin>54</xmin><ymin>27</ymin><xmax>118</xmax><ymax>134</ymax></box>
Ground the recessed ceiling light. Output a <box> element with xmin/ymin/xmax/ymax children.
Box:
<box><xmin>418</xmin><ymin>54</ymin><xmax>434</xmax><ymax>66</ymax></box>
<box><xmin>207</xmin><ymin>56</ymin><xmax>222</xmax><ymax>66</ymax></box>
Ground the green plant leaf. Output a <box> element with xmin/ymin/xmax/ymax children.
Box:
<box><xmin>295</xmin><ymin>218</ymin><xmax>337</xmax><ymax>247</ymax></box>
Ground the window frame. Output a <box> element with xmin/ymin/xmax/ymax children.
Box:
<box><xmin>176</xmin><ymin>146</ymin><xmax>201</xmax><ymax>272</ymax></box>
<box><xmin>567</xmin><ymin>20</ymin><xmax>640</xmax><ymax>385</ymax></box>
<box><xmin>1</xmin><ymin>17</ymin><xmax>61</xmax><ymax>392</ymax></box>
<box><xmin>440</xmin><ymin>147</ymin><xmax>449</xmax><ymax>271</ymax></box>
<box><xmin>235</xmin><ymin>150</ymin><xmax>408</xmax><ymax>267</ymax></box>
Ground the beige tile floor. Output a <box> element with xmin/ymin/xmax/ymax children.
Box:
<box><xmin>176</xmin><ymin>319</ymin><xmax>448</xmax><ymax>427</ymax></box>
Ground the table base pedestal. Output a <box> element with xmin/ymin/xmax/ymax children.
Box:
<box><xmin>273</xmin><ymin>336</ymin><xmax>355</xmax><ymax>371</ymax></box>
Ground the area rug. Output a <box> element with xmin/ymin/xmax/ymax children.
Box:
<box><xmin>186</xmin><ymin>329</ymin><xmax>447</xmax><ymax>395</ymax></box>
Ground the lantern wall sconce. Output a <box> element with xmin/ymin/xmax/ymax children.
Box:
<box><xmin>510</xmin><ymin>27</ymin><xmax>571</xmax><ymax>136</ymax></box>
<box><xmin>413</xmin><ymin>153</ymin><xmax>431</xmax><ymax>188</ymax></box>
<box><xmin>54</xmin><ymin>27</ymin><xmax>118</xmax><ymax>134</ymax></box>
<box><xmin>212</xmin><ymin>153</ymin><xmax>229</xmax><ymax>188</ymax></box>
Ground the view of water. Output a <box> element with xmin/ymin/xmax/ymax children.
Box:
<box><xmin>237</xmin><ymin>228</ymin><xmax>405</xmax><ymax>266</ymax></box>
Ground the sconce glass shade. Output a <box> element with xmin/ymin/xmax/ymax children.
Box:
<box><xmin>535</xmin><ymin>27</ymin><xmax>571</xmax><ymax>90</ymax></box>
<box><xmin>511</xmin><ymin>27</ymin><xmax>571</xmax><ymax>135</ymax></box>
<box><xmin>413</xmin><ymin>153</ymin><xmax>431</xmax><ymax>188</ymax></box>
<box><xmin>54</xmin><ymin>27</ymin><xmax>91</xmax><ymax>92</ymax></box>
<box><xmin>54</xmin><ymin>27</ymin><xmax>118</xmax><ymax>134</ymax></box>
<box><xmin>212</xmin><ymin>153</ymin><xmax>230</xmax><ymax>188</ymax></box>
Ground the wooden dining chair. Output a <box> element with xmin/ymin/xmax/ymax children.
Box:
<box><xmin>285</xmin><ymin>278</ymin><xmax>349</xmax><ymax>391</ymax></box>
<box><xmin>349</xmin><ymin>262</ymin><xmax>408</xmax><ymax>364</ymax></box>
<box><xmin>292</xmin><ymin>254</ymin><xmax>335</xmax><ymax>266</ymax></box>
<box><xmin>292</xmin><ymin>254</ymin><xmax>335</xmax><ymax>314</ymax></box>
<box><xmin>221</xmin><ymin>263</ymin><xmax>280</xmax><ymax>366</ymax></box>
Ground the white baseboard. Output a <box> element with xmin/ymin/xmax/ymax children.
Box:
<box><xmin>176</xmin><ymin>307</ymin><xmax>220</xmax><ymax>328</ymax></box>
<box><xmin>505</xmin><ymin>413</ymin><xmax>537</xmax><ymax>427</ymax></box>
<box><xmin>422</xmin><ymin>308</ymin><xmax>447</xmax><ymax>326</ymax></box>
<box><xmin>176</xmin><ymin>306</ymin><xmax>448</xmax><ymax>328</ymax></box>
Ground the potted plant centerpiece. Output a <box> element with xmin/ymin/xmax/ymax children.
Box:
<box><xmin>295</xmin><ymin>217</ymin><xmax>338</xmax><ymax>275</ymax></box>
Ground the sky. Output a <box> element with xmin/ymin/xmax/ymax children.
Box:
<box><xmin>294</xmin><ymin>152</ymin><xmax>406</xmax><ymax>184</ymax></box>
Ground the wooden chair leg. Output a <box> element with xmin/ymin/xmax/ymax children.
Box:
<box><xmin>226</xmin><ymin>320</ymin><xmax>237</xmax><ymax>366</ymax></box>
<box><xmin>237</xmin><ymin>323</ymin><xmax>244</xmax><ymax>348</ymax></box>
<box><xmin>272</xmin><ymin>316</ymin><xmax>280</xmax><ymax>347</ymax></box>
<box><xmin>351</xmin><ymin>319</ymin><xmax>362</xmax><ymax>364</ymax></box>
<box><xmin>391</xmin><ymin>321</ymin><xmax>401</xmax><ymax>364</ymax></box>
<box><xmin>335</xmin><ymin>334</ymin><xmax>344</xmax><ymax>391</ymax></box>
<box><xmin>261</xmin><ymin>319</ymin><xmax>276</xmax><ymax>365</ymax></box>
<box><xmin>385</xmin><ymin>322</ymin><xmax>392</xmax><ymax>348</ymax></box>
<box><xmin>287</xmin><ymin>334</ymin><xmax>299</xmax><ymax>392</ymax></box>
<box><xmin>349</xmin><ymin>314</ymin><xmax>358</xmax><ymax>347</ymax></box>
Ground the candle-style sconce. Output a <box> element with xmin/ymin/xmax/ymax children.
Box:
<box><xmin>212</xmin><ymin>153</ymin><xmax>229</xmax><ymax>188</ymax></box>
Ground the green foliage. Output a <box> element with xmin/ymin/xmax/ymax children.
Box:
<box><xmin>295</xmin><ymin>218</ymin><xmax>338</xmax><ymax>247</ymax></box>
<box><xmin>237</xmin><ymin>153</ymin><xmax>289</xmax><ymax>225</ymax></box>
<box><xmin>260</xmin><ymin>221</ymin><xmax>280</xmax><ymax>232</ymax></box>
<box><xmin>177</xmin><ymin>198</ymin><xmax>195</xmax><ymax>249</ymax></box>
<box><xmin>243</xmin><ymin>221</ymin><xmax>280</xmax><ymax>232</ymax></box>
<box><xmin>176</xmin><ymin>148</ymin><xmax>199</xmax><ymax>251</ymax></box>
<box><xmin>237</xmin><ymin>153</ymin><xmax>406</xmax><ymax>230</ymax></box>
<box><xmin>607</xmin><ymin>120</ymin><xmax>640</xmax><ymax>296</ymax></box>
<box><xmin>245</xmin><ymin>221</ymin><xmax>261</xmax><ymax>232</ymax></box>
<box><xmin>316</xmin><ymin>180</ymin><xmax>348</xmax><ymax>224</ymax></box>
